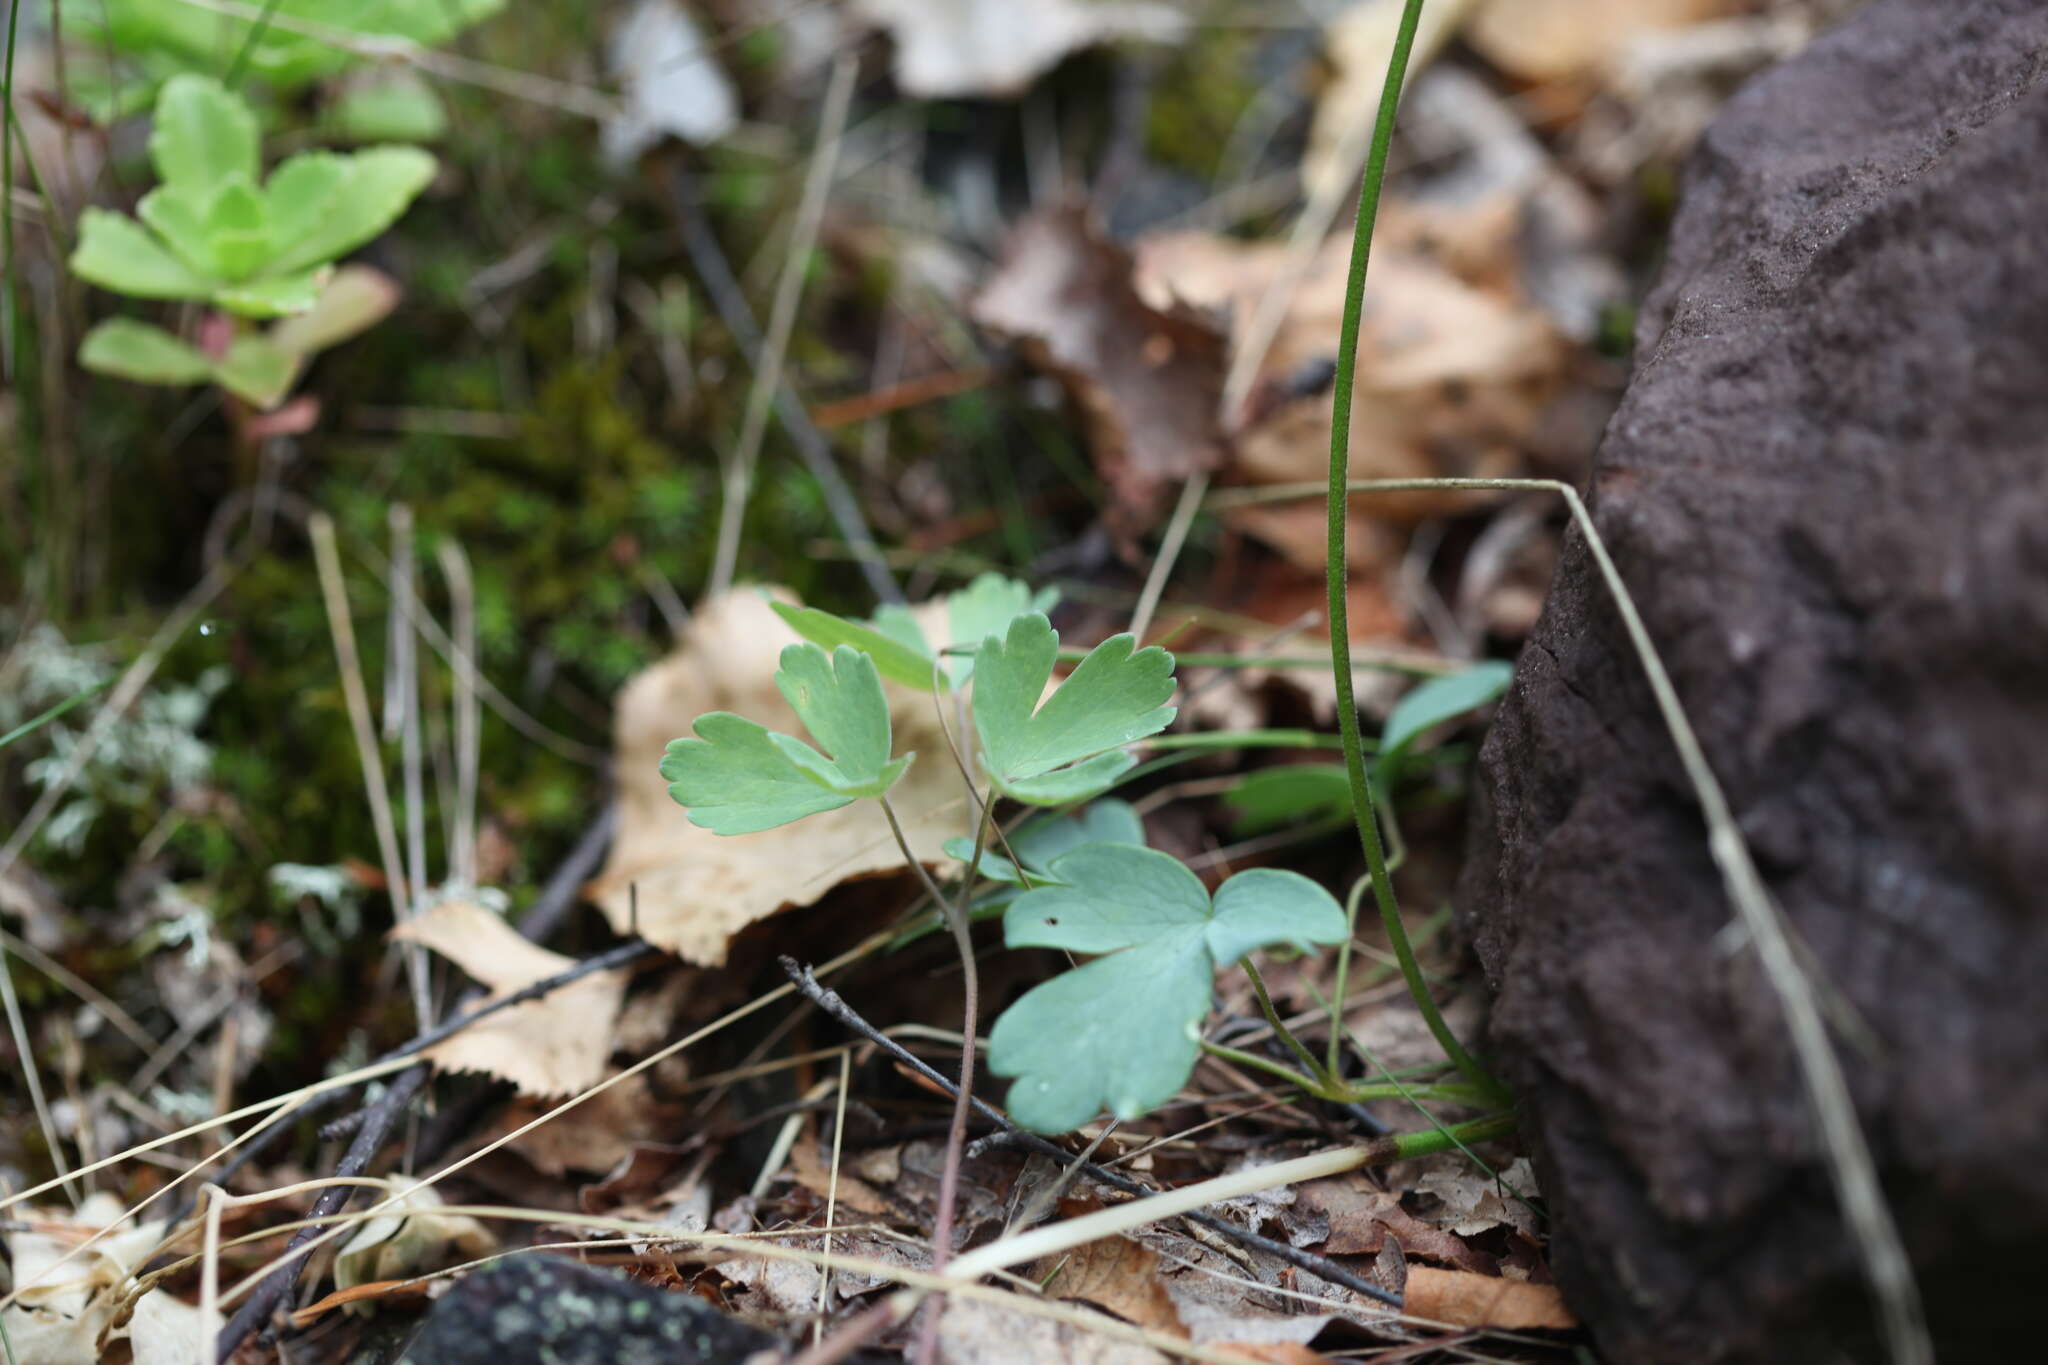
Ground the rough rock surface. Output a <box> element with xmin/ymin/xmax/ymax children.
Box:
<box><xmin>398</xmin><ymin>1256</ymin><xmax>803</xmax><ymax>1364</ymax></box>
<box><xmin>1457</xmin><ymin>2</ymin><xmax>2048</xmax><ymax>1361</ymax></box>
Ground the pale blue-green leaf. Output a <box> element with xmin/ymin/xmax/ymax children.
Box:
<box><xmin>943</xmin><ymin>837</ymin><xmax>1031</xmax><ymax>886</ymax></box>
<box><xmin>988</xmin><ymin>749</ymin><xmax>1134</xmax><ymax>805</ymax></box>
<box><xmin>868</xmin><ymin>605</ymin><xmax>933</xmax><ymax>661</ymax></box>
<box><xmin>774</xmin><ymin>643</ymin><xmax>899</xmax><ymax>784</ymax></box>
<box><xmin>765</xmin><ymin>733</ymin><xmax>910</xmax><ymax>798</ymax></box>
<box><xmin>70</xmin><ymin>209</ymin><xmax>217</xmax><ymax>300</ymax></box>
<box><xmin>944</xmin><ymin>798</ymin><xmax>1145</xmax><ymax>886</ymax></box>
<box><xmin>264</xmin><ymin>146</ymin><xmax>437</xmax><ymax>275</ymax></box>
<box><xmin>149</xmin><ymin>75</ymin><xmax>259</xmax><ymax>194</ymax></box>
<box><xmin>135</xmin><ymin>186</ymin><xmax>216</xmax><ymax>275</ymax></box>
<box><xmin>1004</xmin><ymin>844</ymin><xmax>1207</xmax><ymax>956</ymax></box>
<box><xmin>769</xmin><ymin>602</ymin><xmax>939</xmax><ymax>693</ymax></box>
<box><xmin>213</xmin><ymin>336</ymin><xmax>297</xmax><ymax>409</ymax></box>
<box><xmin>1225</xmin><ymin>765</ymin><xmax>1351</xmax><ymax>836</ymax></box>
<box><xmin>987</xmin><ymin>932</ymin><xmax>1211</xmax><ymax>1132</ymax></box>
<box><xmin>264</xmin><ymin>153</ymin><xmax>350</xmax><ymax>258</ymax></box>
<box><xmin>660</xmin><ymin>713</ymin><xmax>852</xmax><ymax>835</ymax></box>
<box><xmin>973</xmin><ymin>613</ymin><xmax>1176</xmax><ymax>799</ymax></box>
<box><xmin>941</xmin><ymin>574</ymin><xmax>1057</xmax><ymax>685</ymax></box>
<box><xmin>1011</xmin><ymin>799</ymin><xmax>1144</xmax><ymax>865</ymax></box>
<box><xmin>1204</xmin><ymin>868</ymin><xmax>1348</xmax><ymax>968</ymax></box>
<box><xmin>213</xmin><ymin>269</ymin><xmax>329</xmax><ymax>319</ymax></box>
<box><xmin>201</xmin><ymin>177</ymin><xmax>273</xmax><ymax>279</ymax></box>
<box><xmin>77</xmin><ymin>319</ymin><xmax>212</xmax><ymax>386</ymax></box>
<box><xmin>1375</xmin><ymin>660</ymin><xmax>1514</xmax><ymax>781</ymax></box>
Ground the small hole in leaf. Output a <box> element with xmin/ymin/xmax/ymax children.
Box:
<box><xmin>1044</xmin><ymin>917</ymin><xmax>1058</xmax><ymax>925</ymax></box>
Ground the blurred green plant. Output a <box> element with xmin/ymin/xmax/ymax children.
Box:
<box><xmin>69</xmin><ymin>75</ymin><xmax>432</xmax><ymax>408</ymax></box>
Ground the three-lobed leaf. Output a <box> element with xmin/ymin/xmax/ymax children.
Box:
<box><xmin>661</xmin><ymin>643</ymin><xmax>910</xmax><ymax>835</ymax></box>
<box><xmin>988</xmin><ymin>843</ymin><xmax>1346</xmax><ymax>1132</ymax></box>
<box><xmin>771</xmin><ymin>574</ymin><xmax>1059</xmax><ymax>693</ymax></box>
<box><xmin>973</xmin><ymin>613</ymin><xmax>1175</xmax><ymax>805</ymax></box>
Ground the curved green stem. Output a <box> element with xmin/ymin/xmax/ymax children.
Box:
<box><xmin>1240</xmin><ymin>958</ymin><xmax>1332</xmax><ymax>1088</ymax></box>
<box><xmin>1323</xmin><ymin>0</ymin><xmax>1507</xmax><ymax>1110</ymax></box>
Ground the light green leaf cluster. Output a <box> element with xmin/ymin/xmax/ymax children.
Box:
<box><xmin>70</xmin><ymin>77</ymin><xmax>434</xmax><ymax>403</ymax></box>
<box><xmin>987</xmin><ymin>843</ymin><xmax>1347</xmax><ymax>1133</ymax></box>
<box><xmin>660</xmin><ymin>644</ymin><xmax>910</xmax><ymax>835</ymax></box>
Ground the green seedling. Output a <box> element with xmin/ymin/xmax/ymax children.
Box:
<box><xmin>661</xmin><ymin>643</ymin><xmax>910</xmax><ymax>835</ymax></box>
<box><xmin>771</xmin><ymin>572</ymin><xmax>1058</xmax><ymax>690</ymax></box>
<box><xmin>973</xmin><ymin>613</ymin><xmax>1176</xmax><ymax>805</ymax></box>
<box><xmin>987</xmin><ymin>843</ymin><xmax>1347</xmax><ymax>1133</ymax></box>
<box><xmin>1373</xmin><ymin>660</ymin><xmax>1514</xmax><ymax>791</ymax></box>
<box><xmin>69</xmin><ymin>76</ymin><xmax>433</xmax><ymax>407</ymax></box>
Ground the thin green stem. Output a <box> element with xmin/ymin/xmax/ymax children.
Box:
<box><xmin>1325</xmin><ymin>875</ymin><xmax>1369</xmax><ymax>1077</ymax></box>
<box><xmin>1385</xmin><ymin>1112</ymin><xmax>1517</xmax><ymax>1162</ymax></box>
<box><xmin>1322</xmin><ymin>0</ymin><xmax>1506</xmax><ymax>1110</ymax></box>
<box><xmin>0</xmin><ymin>678</ymin><xmax>110</xmax><ymax>751</ymax></box>
<box><xmin>1240</xmin><ymin>958</ymin><xmax>1331</xmax><ymax>1088</ymax></box>
<box><xmin>222</xmin><ymin>0</ymin><xmax>286</xmax><ymax>88</ymax></box>
<box><xmin>3</xmin><ymin>0</ymin><xmax>25</xmax><ymax>383</ymax></box>
<box><xmin>1199</xmin><ymin>1040</ymin><xmax>1324</xmax><ymax>1092</ymax></box>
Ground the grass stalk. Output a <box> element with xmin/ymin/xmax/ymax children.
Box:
<box><xmin>1320</xmin><ymin>0</ymin><xmax>1508</xmax><ymax>1109</ymax></box>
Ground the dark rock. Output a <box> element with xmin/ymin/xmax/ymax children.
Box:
<box><xmin>399</xmin><ymin>1256</ymin><xmax>784</xmax><ymax>1364</ymax></box>
<box><xmin>1457</xmin><ymin>2</ymin><xmax>2048</xmax><ymax>1361</ymax></box>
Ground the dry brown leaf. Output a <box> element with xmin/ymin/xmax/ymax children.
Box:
<box><xmin>935</xmin><ymin>1295</ymin><xmax>1170</xmax><ymax>1365</ymax></box>
<box><xmin>1038</xmin><ymin>1235</ymin><xmax>1186</xmax><ymax>1338</ymax></box>
<box><xmin>854</xmin><ymin>0</ymin><xmax>1185</xmax><ymax>99</ymax></box>
<box><xmin>1402</xmin><ymin>1265</ymin><xmax>1575</xmax><ymax>1330</ymax></box>
<box><xmin>788</xmin><ymin>1135</ymin><xmax>897</xmax><ymax>1220</ymax></box>
<box><xmin>498</xmin><ymin>1071</ymin><xmax>677</xmax><ymax>1177</ymax></box>
<box><xmin>1412</xmin><ymin>1155</ymin><xmax>1542</xmax><ymax>1239</ymax></box>
<box><xmin>973</xmin><ymin>202</ymin><xmax>1231</xmax><ymax>541</ymax></box>
<box><xmin>590</xmin><ymin>588</ymin><xmax>972</xmax><ymax>966</ymax></box>
<box><xmin>1466</xmin><ymin>0</ymin><xmax>1739</xmax><ymax>85</ymax></box>
<box><xmin>1134</xmin><ymin>227</ymin><xmax>1566</xmax><ymax>566</ymax></box>
<box><xmin>1291</xmin><ymin>1176</ymin><xmax>1493</xmax><ymax>1273</ymax></box>
<box><xmin>391</xmin><ymin>900</ymin><xmax>626</xmax><ymax>1097</ymax></box>
<box><xmin>1303</xmin><ymin>0</ymin><xmax>1477</xmax><ymax>204</ymax></box>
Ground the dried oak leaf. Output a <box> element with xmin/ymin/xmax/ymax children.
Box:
<box><xmin>391</xmin><ymin>899</ymin><xmax>626</xmax><ymax>1098</ymax></box>
<box><xmin>1466</xmin><ymin>0</ymin><xmax>1740</xmax><ymax>86</ymax></box>
<box><xmin>589</xmin><ymin>589</ymin><xmax>971</xmax><ymax>966</ymax></box>
<box><xmin>854</xmin><ymin>0</ymin><xmax>1185</xmax><ymax>99</ymax></box>
<box><xmin>1036</xmin><ymin>1234</ymin><xmax>1185</xmax><ymax>1338</ymax></box>
<box><xmin>1403</xmin><ymin>1265</ymin><xmax>1575</xmax><ymax>1331</ymax></box>
<box><xmin>973</xmin><ymin>202</ymin><xmax>1230</xmax><ymax>542</ymax></box>
<box><xmin>1135</xmin><ymin>227</ymin><xmax>1566</xmax><ymax>567</ymax></box>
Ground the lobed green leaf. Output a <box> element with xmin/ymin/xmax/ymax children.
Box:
<box><xmin>973</xmin><ymin>614</ymin><xmax>1175</xmax><ymax>805</ymax></box>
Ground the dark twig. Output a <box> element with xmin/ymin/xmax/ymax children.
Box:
<box><xmin>779</xmin><ymin>958</ymin><xmax>1404</xmax><ymax>1310</ymax></box>
<box><xmin>667</xmin><ymin>163</ymin><xmax>902</xmax><ymax>606</ymax></box>
<box><xmin>516</xmin><ymin>803</ymin><xmax>617</xmax><ymax>942</ymax></box>
<box><xmin>214</xmin><ymin>1066</ymin><xmax>429</xmax><ymax>1361</ymax></box>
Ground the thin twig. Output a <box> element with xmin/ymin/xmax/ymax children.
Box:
<box><xmin>669</xmin><ymin>167</ymin><xmax>901</xmax><ymax>606</ymax></box>
<box><xmin>778</xmin><ymin>957</ymin><xmax>1403</xmax><ymax>1309</ymax></box>
<box><xmin>310</xmin><ymin>513</ymin><xmax>427</xmax><ymax>1033</ymax></box>
<box><xmin>709</xmin><ymin>53</ymin><xmax>857</xmax><ymax>598</ymax></box>
<box><xmin>213</xmin><ymin>1067</ymin><xmax>428</xmax><ymax>1361</ymax></box>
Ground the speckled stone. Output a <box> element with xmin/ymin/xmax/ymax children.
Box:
<box><xmin>398</xmin><ymin>1256</ymin><xmax>783</xmax><ymax>1364</ymax></box>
